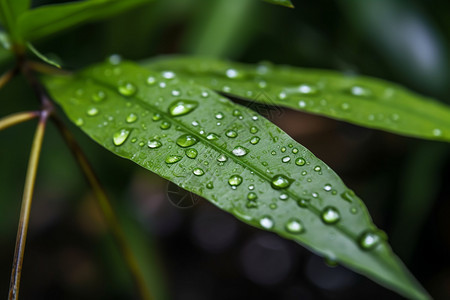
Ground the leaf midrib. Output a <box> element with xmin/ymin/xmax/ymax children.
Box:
<box><xmin>82</xmin><ymin>73</ymin><xmax>361</xmax><ymax>244</ymax></box>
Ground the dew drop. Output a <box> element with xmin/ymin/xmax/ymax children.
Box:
<box><xmin>350</xmin><ymin>86</ymin><xmax>371</xmax><ymax>97</ymax></box>
<box><xmin>146</xmin><ymin>76</ymin><xmax>156</xmax><ymax>85</ymax></box>
<box><xmin>92</xmin><ymin>90</ymin><xmax>106</xmax><ymax>102</ymax></box>
<box><xmin>215</xmin><ymin>112</ymin><xmax>224</xmax><ymax>120</ymax></box>
<box><xmin>152</xmin><ymin>113</ymin><xmax>161</xmax><ymax>121</ymax></box>
<box><xmin>285</xmin><ymin>219</ymin><xmax>304</xmax><ymax>234</ymax></box>
<box><xmin>359</xmin><ymin>231</ymin><xmax>381</xmax><ymax>250</ymax></box>
<box><xmin>259</xmin><ymin>216</ymin><xmax>274</xmax><ymax>229</ymax></box>
<box><xmin>168</xmin><ymin>100</ymin><xmax>198</xmax><ymax>116</ymax></box>
<box><xmin>171</xmin><ymin>89</ymin><xmax>181</xmax><ymax>97</ymax></box>
<box><xmin>206</xmin><ymin>133</ymin><xmax>219</xmax><ymax>140</ymax></box>
<box><xmin>298</xmin><ymin>84</ymin><xmax>317</xmax><ymax>94</ymax></box>
<box><xmin>126</xmin><ymin>113</ymin><xmax>138</xmax><ymax>123</ymax></box>
<box><xmin>248</xmin><ymin>184</ymin><xmax>255</xmax><ymax>190</ymax></box>
<box><xmin>225</xmin><ymin>68</ymin><xmax>240</xmax><ymax>79</ymax></box>
<box><xmin>113</xmin><ymin>129</ymin><xmax>130</xmax><ymax>146</ymax></box>
<box><xmin>292</xmin><ymin>148</ymin><xmax>298</xmax><ymax>154</ymax></box>
<box><xmin>165</xmin><ymin>155</ymin><xmax>182</xmax><ymax>164</ymax></box>
<box><xmin>160</xmin><ymin>121</ymin><xmax>171</xmax><ymax>130</ymax></box>
<box><xmin>247</xmin><ymin>192</ymin><xmax>258</xmax><ymax>201</ymax></box>
<box><xmin>298</xmin><ymin>100</ymin><xmax>306</xmax><ymax>108</ymax></box>
<box><xmin>279</xmin><ymin>193</ymin><xmax>288</xmax><ymax>201</ymax></box>
<box><xmin>341</xmin><ymin>190</ymin><xmax>356</xmax><ymax>202</ymax></box>
<box><xmin>340</xmin><ymin>102</ymin><xmax>350</xmax><ymax>111</ymax></box>
<box><xmin>432</xmin><ymin>128</ymin><xmax>442</xmax><ymax>137</ymax></box>
<box><xmin>162</xmin><ymin>71</ymin><xmax>176</xmax><ymax>79</ymax></box>
<box><xmin>118</xmin><ymin>82</ymin><xmax>137</xmax><ymax>97</ymax></box>
<box><xmin>201</xmin><ymin>91</ymin><xmax>209</xmax><ymax>98</ymax></box>
<box><xmin>176</xmin><ymin>134</ymin><xmax>198</xmax><ymax>147</ymax></box>
<box><xmin>228</xmin><ymin>175</ymin><xmax>243</xmax><ymax>186</ymax></box>
<box><xmin>321</xmin><ymin>207</ymin><xmax>340</xmax><ymax>224</ymax></box>
<box><xmin>278</xmin><ymin>92</ymin><xmax>287</xmax><ymax>100</ymax></box>
<box><xmin>271</xmin><ymin>175</ymin><xmax>292</xmax><ymax>190</ymax></box>
<box><xmin>226</xmin><ymin>130</ymin><xmax>238</xmax><ymax>138</ymax></box>
<box><xmin>313</xmin><ymin>166</ymin><xmax>322</xmax><ymax>172</ymax></box>
<box><xmin>147</xmin><ymin>140</ymin><xmax>162</xmax><ymax>149</ymax></box>
<box><xmin>217</xmin><ymin>154</ymin><xmax>228</xmax><ymax>162</ymax></box>
<box><xmin>250</xmin><ymin>126</ymin><xmax>259</xmax><ymax>134</ymax></box>
<box><xmin>87</xmin><ymin>107</ymin><xmax>99</xmax><ymax>116</ymax></box>
<box><xmin>206</xmin><ymin>182</ymin><xmax>214</xmax><ymax>189</ymax></box>
<box><xmin>232</xmin><ymin>146</ymin><xmax>248</xmax><ymax>157</ymax></box>
<box><xmin>193</xmin><ymin>168</ymin><xmax>204</xmax><ymax>176</ymax></box>
<box><xmin>185</xmin><ymin>148</ymin><xmax>198</xmax><ymax>159</ymax></box>
<box><xmin>250</xmin><ymin>136</ymin><xmax>260</xmax><ymax>145</ymax></box>
<box><xmin>323</xmin><ymin>184</ymin><xmax>332</xmax><ymax>192</ymax></box>
<box><xmin>75</xmin><ymin>118</ymin><xmax>84</xmax><ymax>126</ymax></box>
<box><xmin>295</xmin><ymin>157</ymin><xmax>306</xmax><ymax>166</ymax></box>
<box><xmin>257</xmin><ymin>81</ymin><xmax>267</xmax><ymax>89</ymax></box>
<box><xmin>282</xmin><ymin>156</ymin><xmax>291</xmax><ymax>163</ymax></box>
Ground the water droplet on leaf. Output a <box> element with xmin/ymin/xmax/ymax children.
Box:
<box><xmin>285</xmin><ymin>219</ymin><xmax>304</xmax><ymax>234</ymax></box>
<box><xmin>168</xmin><ymin>100</ymin><xmax>198</xmax><ymax>116</ymax></box>
<box><xmin>271</xmin><ymin>175</ymin><xmax>293</xmax><ymax>189</ymax></box>
<box><xmin>113</xmin><ymin>129</ymin><xmax>130</xmax><ymax>146</ymax></box>
<box><xmin>118</xmin><ymin>82</ymin><xmax>137</xmax><ymax>97</ymax></box>
<box><xmin>148</xmin><ymin>140</ymin><xmax>162</xmax><ymax>149</ymax></box>
<box><xmin>176</xmin><ymin>134</ymin><xmax>198</xmax><ymax>147</ymax></box>
<box><xmin>185</xmin><ymin>148</ymin><xmax>198</xmax><ymax>159</ymax></box>
<box><xmin>165</xmin><ymin>155</ymin><xmax>182</xmax><ymax>164</ymax></box>
<box><xmin>193</xmin><ymin>168</ymin><xmax>204</xmax><ymax>176</ymax></box>
<box><xmin>228</xmin><ymin>175</ymin><xmax>243</xmax><ymax>187</ymax></box>
<box><xmin>321</xmin><ymin>207</ymin><xmax>340</xmax><ymax>224</ymax></box>
<box><xmin>232</xmin><ymin>146</ymin><xmax>248</xmax><ymax>157</ymax></box>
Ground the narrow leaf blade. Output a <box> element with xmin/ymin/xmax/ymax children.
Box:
<box><xmin>262</xmin><ymin>0</ymin><xmax>294</xmax><ymax>8</ymax></box>
<box><xmin>17</xmin><ymin>0</ymin><xmax>151</xmax><ymax>41</ymax></box>
<box><xmin>143</xmin><ymin>56</ymin><xmax>450</xmax><ymax>142</ymax></box>
<box><xmin>43</xmin><ymin>60</ymin><xmax>429</xmax><ymax>299</ymax></box>
<box><xmin>0</xmin><ymin>0</ymin><xmax>30</xmax><ymax>40</ymax></box>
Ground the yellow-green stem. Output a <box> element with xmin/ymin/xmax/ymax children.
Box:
<box><xmin>8</xmin><ymin>113</ymin><xmax>47</xmax><ymax>300</ymax></box>
<box><xmin>0</xmin><ymin>67</ymin><xmax>18</xmax><ymax>90</ymax></box>
<box><xmin>0</xmin><ymin>111</ymin><xmax>40</xmax><ymax>131</ymax></box>
<box><xmin>52</xmin><ymin>116</ymin><xmax>152</xmax><ymax>300</ymax></box>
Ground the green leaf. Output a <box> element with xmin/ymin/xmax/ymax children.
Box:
<box><xmin>0</xmin><ymin>0</ymin><xmax>30</xmax><ymax>40</ymax></box>
<box><xmin>142</xmin><ymin>56</ymin><xmax>450</xmax><ymax>142</ymax></box>
<box><xmin>27</xmin><ymin>42</ymin><xmax>61</xmax><ymax>68</ymax></box>
<box><xmin>43</xmin><ymin>60</ymin><xmax>429</xmax><ymax>300</ymax></box>
<box><xmin>261</xmin><ymin>0</ymin><xmax>294</xmax><ymax>8</ymax></box>
<box><xmin>17</xmin><ymin>0</ymin><xmax>151</xmax><ymax>42</ymax></box>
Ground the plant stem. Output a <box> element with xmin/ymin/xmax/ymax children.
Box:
<box><xmin>8</xmin><ymin>112</ymin><xmax>48</xmax><ymax>300</ymax></box>
<box><xmin>52</xmin><ymin>116</ymin><xmax>153</xmax><ymax>300</ymax></box>
<box><xmin>28</xmin><ymin>61</ymin><xmax>72</xmax><ymax>76</ymax></box>
<box><xmin>0</xmin><ymin>111</ymin><xmax>40</xmax><ymax>131</ymax></box>
<box><xmin>0</xmin><ymin>67</ymin><xmax>18</xmax><ymax>90</ymax></box>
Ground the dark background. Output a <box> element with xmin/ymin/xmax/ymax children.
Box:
<box><xmin>1</xmin><ymin>0</ymin><xmax>450</xmax><ymax>299</ymax></box>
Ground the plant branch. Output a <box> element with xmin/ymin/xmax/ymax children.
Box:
<box><xmin>0</xmin><ymin>111</ymin><xmax>40</xmax><ymax>131</ymax></box>
<box><xmin>52</xmin><ymin>116</ymin><xmax>153</xmax><ymax>300</ymax></box>
<box><xmin>0</xmin><ymin>67</ymin><xmax>18</xmax><ymax>90</ymax></box>
<box><xmin>8</xmin><ymin>112</ymin><xmax>48</xmax><ymax>300</ymax></box>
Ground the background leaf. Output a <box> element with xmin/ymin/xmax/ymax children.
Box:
<box><xmin>261</xmin><ymin>0</ymin><xmax>294</xmax><ymax>8</ymax></box>
<box><xmin>0</xmin><ymin>0</ymin><xmax>30</xmax><ymax>40</ymax></box>
<box><xmin>44</xmin><ymin>60</ymin><xmax>429</xmax><ymax>299</ymax></box>
<box><xmin>17</xmin><ymin>0</ymin><xmax>152</xmax><ymax>42</ymax></box>
<box><xmin>143</xmin><ymin>56</ymin><xmax>450</xmax><ymax>142</ymax></box>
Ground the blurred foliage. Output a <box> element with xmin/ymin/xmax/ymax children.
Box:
<box><xmin>1</xmin><ymin>0</ymin><xmax>450</xmax><ymax>299</ymax></box>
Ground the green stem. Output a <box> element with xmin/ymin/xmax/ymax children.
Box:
<box><xmin>0</xmin><ymin>67</ymin><xmax>18</xmax><ymax>90</ymax></box>
<box><xmin>51</xmin><ymin>116</ymin><xmax>153</xmax><ymax>300</ymax></box>
<box><xmin>8</xmin><ymin>112</ymin><xmax>48</xmax><ymax>300</ymax></box>
<box><xmin>0</xmin><ymin>111</ymin><xmax>40</xmax><ymax>131</ymax></box>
